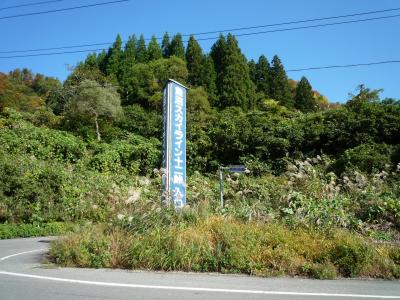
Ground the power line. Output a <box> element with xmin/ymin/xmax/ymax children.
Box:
<box><xmin>1</xmin><ymin>12</ymin><xmax>400</xmax><ymax>58</ymax></box>
<box><xmin>2</xmin><ymin>46</ymin><xmax>399</xmax><ymax>73</ymax></box>
<box><xmin>0</xmin><ymin>0</ymin><xmax>130</xmax><ymax>21</ymax></box>
<box><xmin>1</xmin><ymin>6</ymin><xmax>400</xmax><ymax>54</ymax></box>
<box><xmin>195</xmin><ymin>13</ymin><xmax>400</xmax><ymax>42</ymax></box>
<box><xmin>0</xmin><ymin>42</ymin><xmax>112</xmax><ymax>54</ymax></box>
<box><xmin>0</xmin><ymin>0</ymin><xmax>66</xmax><ymax>11</ymax></box>
<box><xmin>186</xmin><ymin>7</ymin><xmax>400</xmax><ymax>37</ymax></box>
<box><xmin>0</xmin><ymin>48</ymin><xmax>105</xmax><ymax>58</ymax></box>
<box><xmin>0</xmin><ymin>42</ymin><xmax>111</xmax><ymax>54</ymax></box>
<box><xmin>287</xmin><ymin>60</ymin><xmax>400</xmax><ymax>72</ymax></box>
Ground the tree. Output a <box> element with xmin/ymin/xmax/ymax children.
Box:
<box><xmin>255</xmin><ymin>55</ymin><xmax>271</xmax><ymax>97</ymax></box>
<box><xmin>248</xmin><ymin>59</ymin><xmax>257</xmax><ymax>83</ymax></box>
<box><xmin>0</xmin><ymin>70</ymin><xmax>45</xmax><ymax>113</ymax></box>
<box><xmin>105</xmin><ymin>34</ymin><xmax>123</xmax><ymax>77</ymax></box>
<box><xmin>9</xmin><ymin>68</ymin><xmax>34</xmax><ymax>86</ymax></box>
<box><xmin>294</xmin><ymin>76</ymin><xmax>316</xmax><ymax>112</ymax></box>
<box><xmin>65</xmin><ymin>80</ymin><xmax>122</xmax><ymax>141</ymax></box>
<box><xmin>119</xmin><ymin>35</ymin><xmax>137</xmax><ymax>103</ymax></box>
<box><xmin>64</xmin><ymin>59</ymin><xmax>108</xmax><ymax>88</ymax></box>
<box><xmin>150</xmin><ymin>56</ymin><xmax>188</xmax><ymax>87</ymax></box>
<box><xmin>169</xmin><ymin>33</ymin><xmax>185</xmax><ymax>60</ymax></box>
<box><xmin>96</xmin><ymin>50</ymin><xmax>107</xmax><ymax>73</ymax></box>
<box><xmin>216</xmin><ymin>34</ymin><xmax>255</xmax><ymax>109</ymax></box>
<box><xmin>346</xmin><ymin>84</ymin><xmax>382</xmax><ymax>111</ymax></box>
<box><xmin>31</xmin><ymin>74</ymin><xmax>62</xmax><ymax>98</ymax></box>
<box><xmin>187</xmin><ymin>86</ymin><xmax>211</xmax><ymax>116</ymax></box>
<box><xmin>210</xmin><ymin>34</ymin><xmax>227</xmax><ymax>76</ymax></box>
<box><xmin>201</xmin><ymin>55</ymin><xmax>218</xmax><ymax>105</ymax></box>
<box><xmin>269</xmin><ymin>55</ymin><xmax>293</xmax><ymax>108</ymax></box>
<box><xmin>161</xmin><ymin>32</ymin><xmax>170</xmax><ymax>58</ymax></box>
<box><xmin>185</xmin><ymin>35</ymin><xmax>204</xmax><ymax>86</ymax></box>
<box><xmin>127</xmin><ymin>57</ymin><xmax>188</xmax><ymax>108</ymax></box>
<box><xmin>136</xmin><ymin>34</ymin><xmax>148</xmax><ymax>63</ymax></box>
<box><xmin>123</xmin><ymin>35</ymin><xmax>137</xmax><ymax>69</ymax></box>
<box><xmin>83</xmin><ymin>53</ymin><xmax>98</xmax><ymax>69</ymax></box>
<box><xmin>147</xmin><ymin>35</ymin><xmax>162</xmax><ymax>61</ymax></box>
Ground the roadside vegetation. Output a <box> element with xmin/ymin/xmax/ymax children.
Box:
<box><xmin>1</xmin><ymin>33</ymin><xmax>399</xmax><ymax>279</ymax></box>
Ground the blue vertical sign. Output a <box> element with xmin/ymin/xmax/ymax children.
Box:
<box><xmin>161</xmin><ymin>79</ymin><xmax>187</xmax><ymax>209</ymax></box>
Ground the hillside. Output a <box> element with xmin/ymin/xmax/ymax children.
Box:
<box><xmin>0</xmin><ymin>33</ymin><xmax>400</xmax><ymax>279</ymax></box>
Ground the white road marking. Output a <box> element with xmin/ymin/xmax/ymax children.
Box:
<box><xmin>0</xmin><ymin>249</ymin><xmax>46</xmax><ymax>261</ymax></box>
<box><xmin>0</xmin><ymin>249</ymin><xmax>399</xmax><ymax>299</ymax></box>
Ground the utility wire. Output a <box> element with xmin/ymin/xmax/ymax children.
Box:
<box><xmin>0</xmin><ymin>48</ymin><xmax>105</xmax><ymax>58</ymax></box>
<box><xmin>287</xmin><ymin>60</ymin><xmax>400</xmax><ymax>72</ymax></box>
<box><xmin>0</xmin><ymin>42</ymin><xmax>111</xmax><ymax>54</ymax></box>
<box><xmin>185</xmin><ymin>6</ymin><xmax>400</xmax><ymax>37</ymax></box>
<box><xmin>1</xmin><ymin>12</ymin><xmax>400</xmax><ymax>58</ymax></box>
<box><xmin>0</xmin><ymin>0</ymin><xmax>130</xmax><ymax>20</ymax></box>
<box><xmin>1</xmin><ymin>6</ymin><xmax>400</xmax><ymax>54</ymax></box>
<box><xmin>2</xmin><ymin>47</ymin><xmax>399</xmax><ymax>73</ymax></box>
<box><xmin>195</xmin><ymin>13</ymin><xmax>400</xmax><ymax>42</ymax></box>
<box><xmin>0</xmin><ymin>0</ymin><xmax>66</xmax><ymax>11</ymax></box>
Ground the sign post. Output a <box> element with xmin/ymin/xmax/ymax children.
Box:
<box><xmin>161</xmin><ymin>79</ymin><xmax>188</xmax><ymax>209</ymax></box>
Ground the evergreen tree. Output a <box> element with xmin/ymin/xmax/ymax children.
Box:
<box><xmin>161</xmin><ymin>32</ymin><xmax>170</xmax><ymax>58</ymax></box>
<box><xmin>201</xmin><ymin>55</ymin><xmax>218</xmax><ymax>104</ymax></box>
<box><xmin>84</xmin><ymin>53</ymin><xmax>98</xmax><ymax>68</ymax></box>
<box><xmin>96</xmin><ymin>50</ymin><xmax>107</xmax><ymax>73</ymax></box>
<box><xmin>217</xmin><ymin>34</ymin><xmax>255</xmax><ymax>109</ymax></box>
<box><xmin>169</xmin><ymin>33</ymin><xmax>185</xmax><ymax>60</ymax></box>
<box><xmin>123</xmin><ymin>35</ymin><xmax>137</xmax><ymax>68</ymax></box>
<box><xmin>119</xmin><ymin>35</ymin><xmax>137</xmax><ymax>104</ymax></box>
<box><xmin>136</xmin><ymin>34</ymin><xmax>148</xmax><ymax>63</ymax></box>
<box><xmin>185</xmin><ymin>35</ymin><xmax>204</xmax><ymax>86</ymax></box>
<box><xmin>255</xmin><ymin>55</ymin><xmax>270</xmax><ymax>97</ymax></box>
<box><xmin>269</xmin><ymin>55</ymin><xmax>293</xmax><ymax>107</ymax></box>
<box><xmin>105</xmin><ymin>34</ymin><xmax>123</xmax><ymax>77</ymax></box>
<box><xmin>147</xmin><ymin>35</ymin><xmax>162</xmax><ymax>61</ymax></box>
<box><xmin>248</xmin><ymin>59</ymin><xmax>257</xmax><ymax>83</ymax></box>
<box><xmin>294</xmin><ymin>76</ymin><xmax>316</xmax><ymax>112</ymax></box>
<box><xmin>210</xmin><ymin>34</ymin><xmax>227</xmax><ymax>76</ymax></box>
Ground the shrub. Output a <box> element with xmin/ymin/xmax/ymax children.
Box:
<box><xmin>0</xmin><ymin>119</ymin><xmax>87</xmax><ymax>163</ymax></box>
<box><xmin>329</xmin><ymin>233</ymin><xmax>371</xmax><ymax>277</ymax></box>
<box><xmin>49</xmin><ymin>219</ymin><xmax>399</xmax><ymax>279</ymax></box>
<box><xmin>0</xmin><ymin>222</ymin><xmax>73</xmax><ymax>239</ymax></box>
<box><xmin>50</xmin><ymin>227</ymin><xmax>111</xmax><ymax>268</ymax></box>
<box><xmin>89</xmin><ymin>134</ymin><xmax>161</xmax><ymax>175</ymax></box>
<box><xmin>0</xmin><ymin>153</ymin><xmax>134</xmax><ymax>223</ymax></box>
<box><xmin>331</xmin><ymin>143</ymin><xmax>394</xmax><ymax>175</ymax></box>
<box><xmin>302</xmin><ymin>262</ymin><xmax>337</xmax><ymax>280</ymax></box>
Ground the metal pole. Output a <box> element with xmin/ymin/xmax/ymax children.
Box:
<box><xmin>219</xmin><ymin>166</ymin><xmax>224</xmax><ymax>208</ymax></box>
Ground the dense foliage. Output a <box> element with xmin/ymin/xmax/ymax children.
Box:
<box><xmin>1</xmin><ymin>32</ymin><xmax>399</xmax><ymax>278</ymax></box>
<box><xmin>51</xmin><ymin>219</ymin><xmax>400</xmax><ymax>279</ymax></box>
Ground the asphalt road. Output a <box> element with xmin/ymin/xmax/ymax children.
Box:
<box><xmin>0</xmin><ymin>237</ymin><xmax>399</xmax><ymax>300</ymax></box>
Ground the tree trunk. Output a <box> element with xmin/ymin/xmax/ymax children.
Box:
<box><xmin>94</xmin><ymin>113</ymin><xmax>101</xmax><ymax>141</ymax></box>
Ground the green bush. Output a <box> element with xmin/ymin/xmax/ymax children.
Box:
<box><xmin>89</xmin><ymin>134</ymin><xmax>161</xmax><ymax>175</ymax></box>
<box><xmin>50</xmin><ymin>228</ymin><xmax>111</xmax><ymax>268</ymax></box>
<box><xmin>329</xmin><ymin>234</ymin><xmax>371</xmax><ymax>277</ymax></box>
<box><xmin>0</xmin><ymin>117</ymin><xmax>86</xmax><ymax>163</ymax></box>
<box><xmin>331</xmin><ymin>143</ymin><xmax>394</xmax><ymax>175</ymax></box>
<box><xmin>302</xmin><ymin>262</ymin><xmax>337</xmax><ymax>279</ymax></box>
<box><xmin>0</xmin><ymin>152</ymin><xmax>133</xmax><ymax>223</ymax></box>
<box><xmin>49</xmin><ymin>219</ymin><xmax>399</xmax><ymax>279</ymax></box>
<box><xmin>0</xmin><ymin>222</ymin><xmax>73</xmax><ymax>239</ymax></box>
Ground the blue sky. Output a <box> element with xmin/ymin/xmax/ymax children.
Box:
<box><xmin>0</xmin><ymin>0</ymin><xmax>399</xmax><ymax>102</ymax></box>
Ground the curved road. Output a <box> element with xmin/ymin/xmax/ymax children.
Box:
<box><xmin>0</xmin><ymin>237</ymin><xmax>399</xmax><ymax>300</ymax></box>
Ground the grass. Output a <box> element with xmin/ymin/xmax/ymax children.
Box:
<box><xmin>0</xmin><ymin>222</ymin><xmax>76</xmax><ymax>239</ymax></box>
<box><xmin>49</xmin><ymin>217</ymin><xmax>400</xmax><ymax>279</ymax></box>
